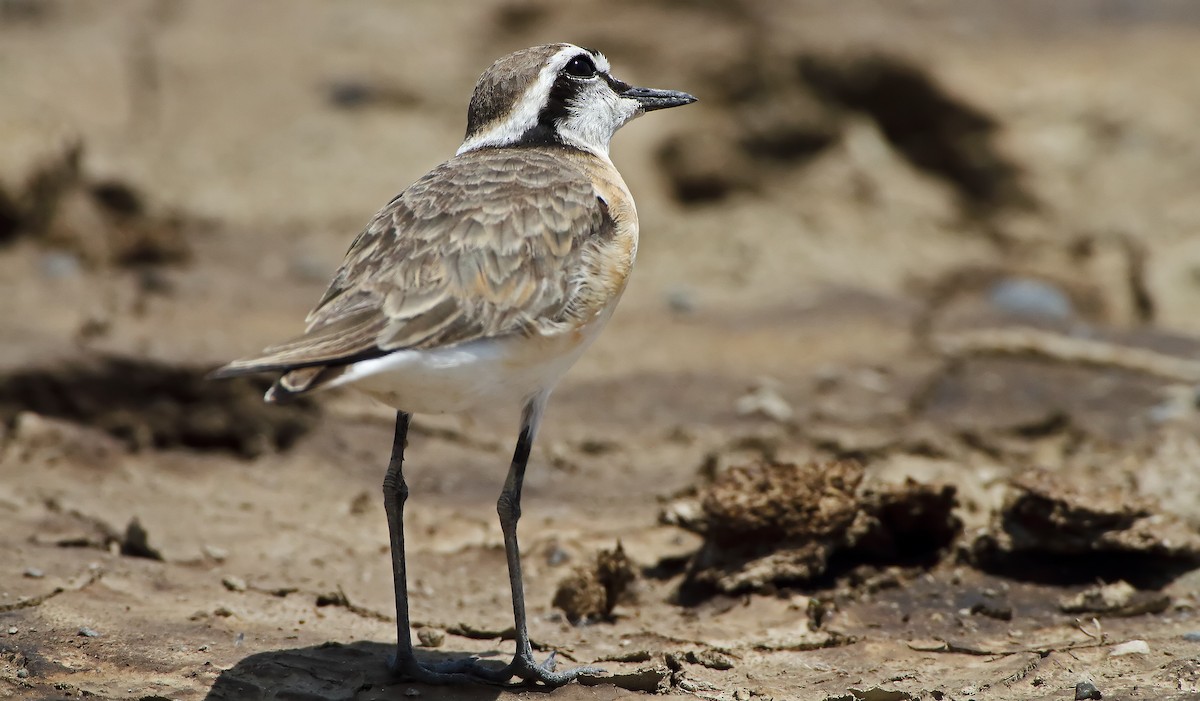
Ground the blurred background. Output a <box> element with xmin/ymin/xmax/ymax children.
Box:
<box><xmin>4</xmin><ymin>2</ymin><xmax>1200</xmax><ymax>699</ymax></box>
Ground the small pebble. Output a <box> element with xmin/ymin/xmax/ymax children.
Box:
<box><xmin>77</xmin><ymin>627</ymin><xmax>101</xmax><ymax>638</ymax></box>
<box><xmin>989</xmin><ymin>277</ymin><xmax>1074</xmax><ymax>319</ymax></box>
<box><xmin>23</xmin><ymin>568</ymin><xmax>44</xmax><ymax>579</ymax></box>
<box><xmin>665</xmin><ymin>286</ymin><xmax>697</xmax><ymax>314</ymax></box>
<box><xmin>734</xmin><ymin>379</ymin><xmax>794</xmax><ymax>422</ymax></box>
<box><xmin>7</xmin><ymin>627</ymin><xmax>17</xmax><ymax>635</ymax></box>
<box><xmin>203</xmin><ymin>545</ymin><xmax>229</xmax><ymax>562</ymax></box>
<box><xmin>403</xmin><ymin>689</ymin><xmax>421</xmax><ymax>698</ymax></box>
<box><xmin>1183</xmin><ymin>631</ymin><xmax>1200</xmax><ymax>642</ymax></box>
<box><xmin>1075</xmin><ymin>680</ymin><xmax>1102</xmax><ymax>700</ymax></box>
<box><xmin>545</xmin><ymin>544</ymin><xmax>570</xmax><ymax>566</ymax></box>
<box><xmin>222</xmin><ymin>576</ymin><xmax>247</xmax><ymax>592</ymax></box>
<box><xmin>39</xmin><ymin>252</ymin><xmax>82</xmax><ymax>280</ymax></box>
<box><xmin>417</xmin><ymin>628</ymin><xmax>444</xmax><ymax>648</ymax></box>
<box><xmin>1109</xmin><ymin>639</ymin><xmax>1150</xmax><ymax>656</ymax></box>
<box><xmin>16</xmin><ymin>668</ymin><xmax>28</xmax><ymax>679</ymax></box>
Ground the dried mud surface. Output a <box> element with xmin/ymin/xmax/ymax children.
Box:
<box><xmin>5</xmin><ymin>2</ymin><xmax>1200</xmax><ymax>700</ymax></box>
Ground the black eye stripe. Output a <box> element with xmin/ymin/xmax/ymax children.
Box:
<box><xmin>602</xmin><ymin>73</ymin><xmax>630</xmax><ymax>94</ymax></box>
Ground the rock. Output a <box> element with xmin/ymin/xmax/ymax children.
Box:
<box><xmin>1075</xmin><ymin>680</ymin><xmax>1102</xmax><ymax>700</ymax></box>
<box><xmin>416</xmin><ymin>628</ymin><xmax>444</xmax><ymax>648</ymax></box>
<box><xmin>1109</xmin><ymin>639</ymin><xmax>1150</xmax><ymax>656</ymax></box>
<box><xmin>1059</xmin><ymin>580</ymin><xmax>1169</xmax><ymax>617</ymax></box>
<box><xmin>222</xmin><ymin>576</ymin><xmax>248</xmax><ymax>593</ymax></box>
<box><xmin>204</xmin><ymin>545</ymin><xmax>229</xmax><ymax>562</ymax></box>
<box><xmin>735</xmin><ymin>379</ymin><xmax>795</xmax><ymax>423</ymax></box>
<box><xmin>988</xmin><ymin>277</ymin><xmax>1074</xmax><ymax>319</ymax></box>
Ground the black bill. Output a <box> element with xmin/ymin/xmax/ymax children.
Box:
<box><xmin>622</xmin><ymin>86</ymin><xmax>698</xmax><ymax>112</ymax></box>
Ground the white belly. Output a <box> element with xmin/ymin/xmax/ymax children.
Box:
<box><xmin>328</xmin><ymin>310</ymin><xmax>613</xmax><ymax>414</ymax></box>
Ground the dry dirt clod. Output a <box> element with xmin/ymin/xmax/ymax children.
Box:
<box><xmin>685</xmin><ymin>649</ymin><xmax>735</xmax><ymax>671</ymax></box>
<box><xmin>797</xmin><ymin>52</ymin><xmax>1032</xmax><ymax>218</ymax></box>
<box><xmin>552</xmin><ymin>542</ymin><xmax>637</xmax><ymax>624</ymax></box>
<box><xmin>577</xmin><ymin>665</ymin><xmax>672</xmax><ymax>693</ymax></box>
<box><xmin>0</xmin><ymin>355</ymin><xmax>320</xmax><ymax>458</ymax></box>
<box><xmin>120</xmin><ymin>518</ymin><xmax>163</xmax><ymax>561</ymax></box>
<box><xmin>679</xmin><ymin>460</ymin><xmax>959</xmax><ymax>596</ymax></box>
<box><xmin>826</xmin><ymin>687</ymin><xmax>915</xmax><ymax>701</ymax></box>
<box><xmin>970</xmin><ymin>468</ymin><xmax>1200</xmax><ymax>587</ymax></box>
<box><xmin>968</xmin><ymin>600</ymin><xmax>1013</xmax><ymax>621</ymax></box>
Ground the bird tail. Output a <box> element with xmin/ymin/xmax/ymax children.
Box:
<box><xmin>209</xmin><ymin>361</ymin><xmax>348</xmax><ymax>403</ymax></box>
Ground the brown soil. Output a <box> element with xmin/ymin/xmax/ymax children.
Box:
<box><xmin>4</xmin><ymin>2</ymin><xmax>1200</xmax><ymax>700</ymax></box>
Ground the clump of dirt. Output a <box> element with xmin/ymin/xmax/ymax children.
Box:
<box><xmin>552</xmin><ymin>542</ymin><xmax>638</xmax><ymax>624</ymax></box>
<box><xmin>655</xmin><ymin>49</ymin><xmax>1027</xmax><ymax>214</ymax></box>
<box><xmin>0</xmin><ymin>355</ymin><xmax>318</xmax><ymax>458</ymax></box>
<box><xmin>970</xmin><ymin>468</ymin><xmax>1200</xmax><ymax>587</ymax></box>
<box><xmin>28</xmin><ymin>503</ymin><xmax>164</xmax><ymax>560</ymax></box>
<box><xmin>0</xmin><ymin>139</ymin><xmax>192</xmax><ymax>267</ymax></box>
<box><xmin>797</xmin><ymin>53</ymin><xmax>1031</xmax><ymax>217</ymax></box>
<box><xmin>678</xmin><ymin>461</ymin><xmax>959</xmax><ymax>596</ymax></box>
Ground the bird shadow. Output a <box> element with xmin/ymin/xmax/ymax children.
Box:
<box><xmin>203</xmin><ymin>641</ymin><xmax>509</xmax><ymax>701</ymax></box>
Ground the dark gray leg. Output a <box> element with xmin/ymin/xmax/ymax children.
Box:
<box><xmin>385</xmin><ymin>400</ymin><xmax>601</xmax><ymax>687</ymax></box>
<box><xmin>383</xmin><ymin>411</ymin><xmax>476</xmax><ymax>685</ymax></box>
<box><xmin>493</xmin><ymin>395</ymin><xmax>603</xmax><ymax>685</ymax></box>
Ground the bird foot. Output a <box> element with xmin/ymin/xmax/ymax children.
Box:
<box><xmin>388</xmin><ymin>652</ymin><xmax>493</xmax><ymax>686</ymax></box>
<box><xmin>507</xmin><ymin>650</ymin><xmax>606</xmax><ymax>687</ymax></box>
<box><xmin>396</xmin><ymin>650</ymin><xmax>604</xmax><ymax>687</ymax></box>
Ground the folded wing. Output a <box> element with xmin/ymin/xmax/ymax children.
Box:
<box><xmin>212</xmin><ymin>148</ymin><xmax>614</xmax><ymax>394</ymax></box>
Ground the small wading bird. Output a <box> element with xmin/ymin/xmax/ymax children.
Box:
<box><xmin>213</xmin><ymin>44</ymin><xmax>695</xmax><ymax>686</ymax></box>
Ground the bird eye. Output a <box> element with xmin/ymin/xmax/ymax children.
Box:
<box><xmin>564</xmin><ymin>55</ymin><xmax>597</xmax><ymax>78</ymax></box>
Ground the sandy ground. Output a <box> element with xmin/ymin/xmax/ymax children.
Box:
<box><xmin>5</xmin><ymin>2</ymin><xmax>1200</xmax><ymax>699</ymax></box>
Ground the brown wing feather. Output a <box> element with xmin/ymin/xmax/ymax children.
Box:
<box><xmin>213</xmin><ymin>147</ymin><xmax>614</xmax><ymax>378</ymax></box>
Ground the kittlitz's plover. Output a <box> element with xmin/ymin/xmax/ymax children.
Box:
<box><xmin>213</xmin><ymin>43</ymin><xmax>695</xmax><ymax>686</ymax></box>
